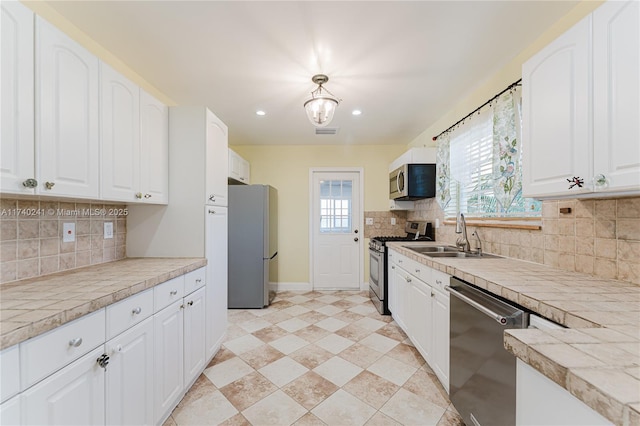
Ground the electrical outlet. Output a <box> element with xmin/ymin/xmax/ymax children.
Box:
<box><xmin>104</xmin><ymin>222</ymin><xmax>114</xmax><ymax>239</ymax></box>
<box><xmin>63</xmin><ymin>223</ymin><xmax>75</xmax><ymax>242</ymax></box>
<box><xmin>436</xmin><ymin>218</ymin><xmax>440</xmax><ymax>228</ymax></box>
<box><xmin>365</xmin><ymin>217</ymin><xmax>373</xmax><ymax>225</ymax></box>
<box><xmin>391</xmin><ymin>217</ymin><xmax>396</xmax><ymax>225</ymax></box>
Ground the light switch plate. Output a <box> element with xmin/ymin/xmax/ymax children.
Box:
<box><xmin>365</xmin><ymin>217</ymin><xmax>373</xmax><ymax>225</ymax></box>
<box><xmin>391</xmin><ymin>218</ymin><xmax>397</xmax><ymax>225</ymax></box>
<box><xmin>63</xmin><ymin>223</ymin><xmax>75</xmax><ymax>242</ymax></box>
<box><xmin>104</xmin><ymin>222</ymin><xmax>114</xmax><ymax>239</ymax></box>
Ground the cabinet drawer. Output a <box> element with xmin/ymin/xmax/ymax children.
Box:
<box><xmin>0</xmin><ymin>345</ymin><xmax>20</xmax><ymax>403</ymax></box>
<box><xmin>184</xmin><ymin>267</ymin><xmax>205</xmax><ymax>295</ymax></box>
<box><xmin>106</xmin><ymin>289</ymin><xmax>153</xmax><ymax>340</ymax></box>
<box><xmin>20</xmin><ymin>309</ymin><xmax>105</xmax><ymax>389</ymax></box>
<box><xmin>432</xmin><ymin>269</ymin><xmax>450</xmax><ymax>293</ymax></box>
<box><xmin>154</xmin><ymin>276</ymin><xmax>185</xmax><ymax>312</ymax></box>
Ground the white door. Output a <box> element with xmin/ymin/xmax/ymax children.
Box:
<box><xmin>36</xmin><ymin>17</ymin><xmax>100</xmax><ymax>199</ymax></box>
<box><xmin>205</xmin><ymin>205</ymin><xmax>228</xmax><ymax>360</ymax></box>
<box><xmin>593</xmin><ymin>0</ymin><xmax>640</xmax><ymax>193</ymax></box>
<box><xmin>183</xmin><ymin>287</ymin><xmax>206</xmax><ymax>388</ymax></box>
<box><xmin>140</xmin><ymin>89</ymin><xmax>169</xmax><ymax>204</ymax></box>
<box><xmin>153</xmin><ymin>301</ymin><xmax>184</xmax><ymax>425</ymax></box>
<box><xmin>105</xmin><ymin>317</ymin><xmax>154</xmax><ymax>426</ymax></box>
<box><xmin>100</xmin><ymin>61</ymin><xmax>140</xmax><ymax>202</ymax></box>
<box><xmin>22</xmin><ymin>347</ymin><xmax>105</xmax><ymax>426</ymax></box>
<box><xmin>311</xmin><ymin>170</ymin><xmax>362</xmax><ymax>290</ymax></box>
<box><xmin>1</xmin><ymin>1</ymin><xmax>35</xmax><ymax>195</ymax></box>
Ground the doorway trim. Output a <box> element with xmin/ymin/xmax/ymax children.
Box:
<box><xmin>309</xmin><ymin>167</ymin><xmax>365</xmax><ymax>291</ymax></box>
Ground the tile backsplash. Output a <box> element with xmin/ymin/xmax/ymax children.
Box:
<box><xmin>0</xmin><ymin>198</ymin><xmax>127</xmax><ymax>284</ymax></box>
<box><xmin>363</xmin><ymin>210</ymin><xmax>407</xmax><ymax>239</ymax></box>
<box><xmin>407</xmin><ymin>197</ymin><xmax>640</xmax><ymax>285</ymax></box>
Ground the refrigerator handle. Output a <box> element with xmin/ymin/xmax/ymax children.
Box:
<box><xmin>264</xmin><ymin>251</ymin><xmax>278</xmax><ymax>260</ymax></box>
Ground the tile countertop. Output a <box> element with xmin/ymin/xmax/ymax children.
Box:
<box><xmin>387</xmin><ymin>242</ymin><xmax>640</xmax><ymax>426</ymax></box>
<box><xmin>0</xmin><ymin>257</ymin><xmax>206</xmax><ymax>350</ymax></box>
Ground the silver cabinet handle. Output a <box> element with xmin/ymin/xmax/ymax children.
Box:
<box><xmin>170</xmin><ymin>290</ymin><xmax>178</xmax><ymax>296</ymax></box>
<box><xmin>69</xmin><ymin>337</ymin><xmax>83</xmax><ymax>347</ymax></box>
<box><xmin>144</xmin><ymin>194</ymin><xmax>151</xmax><ymax>199</ymax></box>
<box><xmin>188</xmin><ymin>300</ymin><xmax>194</xmax><ymax>306</ymax></box>
<box><xmin>208</xmin><ymin>209</ymin><xmax>216</xmax><ymax>214</ymax></box>
<box><xmin>132</xmin><ymin>307</ymin><xmax>142</xmax><ymax>315</ymax></box>
<box><xmin>209</xmin><ymin>195</ymin><xmax>215</xmax><ymax>201</ymax></box>
<box><xmin>22</xmin><ymin>178</ymin><xmax>38</xmax><ymax>188</ymax></box>
<box><xmin>391</xmin><ymin>266</ymin><xmax>395</xmax><ymax>270</ymax></box>
<box><xmin>195</xmin><ymin>278</ymin><xmax>202</xmax><ymax>283</ymax></box>
<box><xmin>406</xmin><ymin>277</ymin><xmax>412</xmax><ymax>283</ymax></box>
<box><xmin>44</xmin><ymin>181</ymin><xmax>55</xmax><ymax>190</ymax></box>
<box><xmin>436</xmin><ymin>279</ymin><xmax>442</xmax><ymax>285</ymax></box>
<box><xmin>415</xmin><ymin>269</ymin><xmax>420</xmax><ymax>273</ymax></box>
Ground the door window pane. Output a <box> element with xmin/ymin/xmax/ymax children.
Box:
<box><xmin>319</xmin><ymin>180</ymin><xmax>352</xmax><ymax>233</ymax></box>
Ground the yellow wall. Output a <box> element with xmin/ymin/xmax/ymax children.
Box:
<box><xmin>22</xmin><ymin>1</ymin><xmax>174</xmax><ymax>105</ymax></box>
<box><xmin>231</xmin><ymin>145</ymin><xmax>405</xmax><ymax>284</ymax></box>
<box><xmin>409</xmin><ymin>0</ymin><xmax>605</xmax><ymax>148</ymax></box>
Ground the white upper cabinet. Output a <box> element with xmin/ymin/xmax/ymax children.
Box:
<box><xmin>522</xmin><ymin>17</ymin><xmax>592</xmax><ymax>198</ymax></box>
<box><xmin>389</xmin><ymin>147</ymin><xmax>436</xmax><ymax>172</ymax></box>
<box><xmin>1</xmin><ymin>2</ymin><xmax>35</xmax><ymax>195</ymax></box>
<box><xmin>522</xmin><ymin>0</ymin><xmax>639</xmax><ymax>199</ymax></box>
<box><xmin>228</xmin><ymin>148</ymin><xmax>250</xmax><ymax>184</ymax></box>
<box><xmin>36</xmin><ymin>16</ymin><xmax>100</xmax><ymax>199</ymax></box>
<box><xmin>205</xmin><ymin>110</ymin><xmax>229</xmax><ymax>206</ymax></box>
<box><xmin>592</xmin><ymin>0</ymin><xmax>640</xmax><ymax>193</ymax></box>
<box><xmin>100</xmin><ymin>61</ymin><xmax>140</xmax><ymax>202</ymax></box>
<box><xmin>139</xmin><ymin>90</ymin><xmax>169</xmax><ymax>204</ymax></box>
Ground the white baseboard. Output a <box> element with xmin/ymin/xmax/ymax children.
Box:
<box><xmin>269</xmin><ymin>282</ymin><xmax>370</xmax><ymax>292</ymax></box>
<box><xmin>270</xmin><ymin>282</ymin><xmax>312</xmax><ymax>292</ymax></box>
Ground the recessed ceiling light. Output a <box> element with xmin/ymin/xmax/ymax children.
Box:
<box><xmin>256</xmin><ymin>110</ymin><xmax>266</xmax><ymax>116</ymax></box>
<box><xmin>352</xmin><ymin>110</ymin><xmax>362</xmax><ymax>116</ymax></box>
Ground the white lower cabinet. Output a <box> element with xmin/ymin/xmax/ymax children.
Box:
<box><xmin>22</xmin><ymin>347</ymin><xmax>106</xmax><ymax>426</ymax></box>
<box><xmin>5</xmin><ymin>266</ymin><xmax>215</xmax><ymax>426</ymax></box>
<box><xmin>183</xmin><ymin>287</ymin><xmax>206</xmax><ymax>389</ymax></box>
<box><xmin>0</xmin><ymin>394</ymin><xmax>22</xmax><ymax>425</ymax></box>
<box><xmin>153</xmin><ymin>300</ymin><xmax>184</xmax><ymax>425</ymax></box>
<box><xmin>105</xmin><ymin>317</ymin><xmax>154</xmax><ymax>426</ymax></box>
<box><xmin>388</xmin><ymin>248</ymin><xmax>450</xmax><ymax>391</ymax></box>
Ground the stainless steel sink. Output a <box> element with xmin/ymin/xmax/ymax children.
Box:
<box><xmin>404</xmin><ymin>245</ymin><xmax>502</xmax><ymax>259</ymax></box>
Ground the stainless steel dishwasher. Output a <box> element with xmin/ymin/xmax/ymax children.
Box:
<box><xmin>446</xmin><ymin>277</ymin><xmax>528</xmax><ymax>426</ymax></box>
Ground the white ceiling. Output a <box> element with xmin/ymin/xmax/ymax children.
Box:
<box><xmin>44</xmin><ymin>1</ymin><xmax>579</xmax><ymax>146</ymax></box>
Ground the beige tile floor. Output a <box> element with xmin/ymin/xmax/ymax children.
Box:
<box><xmin>163</xmin><ymin>291</ymin><xmax>464</xmax><ymax>426</ymax></box>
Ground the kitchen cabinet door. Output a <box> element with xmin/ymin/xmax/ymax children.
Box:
<box><xmin>36</xmin><ymin>17</ymin><xmax>100</xmax><ymax>199</ymax></box>
<box><xmin>592</xmin><ymin>0</ymin><xmax>640</xmax><ymax>193</ymax></box>
<box><xmin>228</xmin><ymin>148</ymin><xmax>250</xmax><ymax>184</ymax></box>
<box><xmin>408</xmin><ymin>277</ymin><xmax>432</xmax><ymax>363</ymax></box>
<box><xmin>22</xmin><ymin>347</ymin><xmax>105</xmax><ymax>426</ymax></box>
<box><xmin>1</xmin><ymin>1</ymin><xmax>35</xmax><ymax>195</ymax></box>
<box><xmin>432</xmin><ymin>289</ymin><xmax>449</xmax><ymax>392</ymax></box>
<box><xmin>522</xmin><ymin>16</ymin><xmax>592</xmax><ymax>199</ymax></box>
<box><xmin>387</xmin><ymin>252</ymin><xmax>396</xmax><ymax>314</ymax></box>
<box><xmin>100</xmin><ymin>61</ymin><xmax>140</xmax><ymax>202</ymax></box>
<box><xmin>153</xmin><ymin>300</ymin><xmax>184</xmax><ymax>425</ymax></box>
<box><xmin>184</xmin><ymin>287</ymin><xmax>206</xmax><ymax>388</ymax></box>
<box><xmin>392</xmin><ymin>266</ymin><xmax>409</xmax><ymax>332</ymax></box>
<box><xmin>105</xmin><ymin>317</ymin><xmax>154</xmax><ymax>426</ymax></box>
<box><xmin>205</xmin><ymin>206</ymin><xmax>228</xmax><ymax>360</ymax></box>
<box><xmin>140</xmin><ymin>89</ymin><xmax>169</xmax><ymax>204</ymax></box>
<box><xmin>205</xmin><ymin>110</ymin><xmax>229</xmax><ymax>206</ymax></box>
<box><xmin>0</xmin><ymin>394</ymin><xmax>21</xmax><ymax>426</ymax></box>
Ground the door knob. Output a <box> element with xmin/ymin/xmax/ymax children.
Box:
<box><xmin>354</xmin><ymin>237</ymin><xmax>359</xmax><ymax>242</ymax></box>
<box><xmin>354</xmin><ymin>229</ymin><xmax>359</xmax><ymax>234</ymax></box>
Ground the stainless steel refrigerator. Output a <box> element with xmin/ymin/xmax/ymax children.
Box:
<box><xmin>228</xmin><ymin>185</ymin><xmax>278</xmax><ymax>308</ymax></box>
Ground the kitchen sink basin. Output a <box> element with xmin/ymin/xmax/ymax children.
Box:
<box><xmin>403</xmin><ymin>245</ymin><xmax>502</xmax><ymax>259</ymax></box>
<box><xmin>403</xmin><ymin>245</ymin><xmax>459</xmax><ymax>254</ymax></box>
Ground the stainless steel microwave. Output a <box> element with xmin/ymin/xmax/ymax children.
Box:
<box><xmin>389</xmin><ymin>164</ymin><xmax>436</xmax><ymax>200</ymax></box>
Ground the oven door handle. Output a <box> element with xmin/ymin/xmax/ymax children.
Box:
<box><xmin>445</xmin><ymin>285</ymin><xmax>509</xmax><ymax>325</ymax></box>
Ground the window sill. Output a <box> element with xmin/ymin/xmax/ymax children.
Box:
<box><xmin>443</xmin><ymin>217</ymin><xmax>541</xmax><ymax>230</ymax></box>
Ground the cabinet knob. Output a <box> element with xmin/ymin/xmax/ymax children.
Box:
<box><xmin>415</xmin><ymin>269</ymin><xmax>420</xmax><ymax>273</ymax></box>
<box><xmin>144</xmin><ymin>193</ymin><xmax>152</xmax><ymax>199</ymax></box>
<box><xmin>391</xmin><ymin>266</ymin><xmax>395</xmax><ymax>270</ymax></box>
<box><xmin>188</xmin><ymin>300</ymin><xmax>194</xmax><ymax>306</ymax></box>
<box><xmin>436</xmin><ymin>280</ymin><xmax>442</xmax><ymax>285</ymax></box>
<box><xmin>431</xmin><ymin>291</ymin><xmax>435</xmax><ymax>297</ymax></box>
<box><xmin>22</xmin><ymin>178</ymin><xmax>38</xmax><ymax>188</ymax></box>
<box><xmin>195</xmin><ymin>278</ymin><xmax>202</xmax><ymax>283</ymax></box>
<box><xmin>170</xmin><ymin>290</ymin><xmax>178</xmax><ymax>296</ymax></box>
<box><xmin>97</xmin><ymin>354</ymin><xmax>110</xmax><ymax>370</ymax></box>
<box><xmin>593</xmin><ymin>174</ymin><xmax>608</xmax><ymax>189</ymax></box>
<box><xmin>132</xmin><ymin>307</ymin><xmax>142</xmax><ymax>315</ymax></box>
<box><xmin>68</xmin><ymin>337</ymin><xmax>83</xmax><ymax>347</ymax></box>
<box><xmin>406</xmin><ymin>277</ymin><xmax>412</xmax><ymax>283</ymax></box>
<box><xmin>135</xmin><ymin>192</ymin><xmax>143</xmax><ymax>199</ymax></box>
<box><xmin>208</xmin><ymin>209</ymin><xmax>216</xmax><ymax>214</ymax></box>
<box><xmin>44</xmin><ymin>181</ymin><xmax>55</xmax><ymax>190</ymax></box>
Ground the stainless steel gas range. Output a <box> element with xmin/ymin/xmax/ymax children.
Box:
<box><xmin>369</xmin><ymin>221</ymin><xmax>434</xmax><ymax>315</ymax></box>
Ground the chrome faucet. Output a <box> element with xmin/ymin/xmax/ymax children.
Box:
<box><xmin>455</xmin><ymin>213</ymin><xmax>471</xmax><ymax>252</ymax></box>
<box><xmin>471</xmin><ymin>230</ymin><xmax>482</xmax><ymax>255</ymax></box>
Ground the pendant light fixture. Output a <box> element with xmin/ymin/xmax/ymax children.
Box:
<box><xmin>304</xmin><ymin>74</ymin><xmax>340</xmax><ymax>127</ymax></box>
